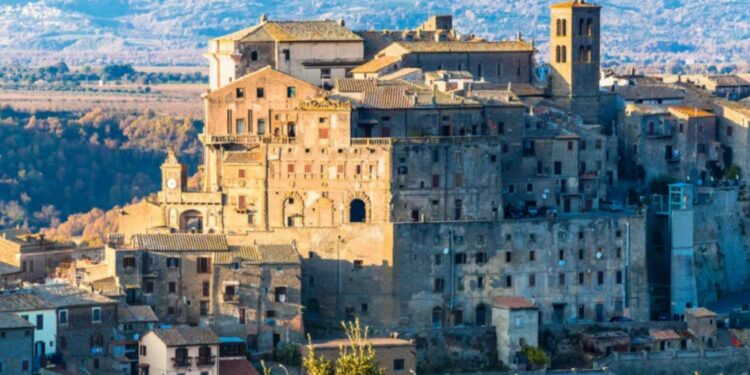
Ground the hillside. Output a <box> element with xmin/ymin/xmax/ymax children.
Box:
<box><xmin>0</xmin><ymin>0</ymin><xmax>748</xmax><ymax>70</ymax></box>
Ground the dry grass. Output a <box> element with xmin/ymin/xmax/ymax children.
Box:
<box><xmin>0</xmin><ymin>87</ymin><xmax>203</xmax><ymax>117</ymax></box>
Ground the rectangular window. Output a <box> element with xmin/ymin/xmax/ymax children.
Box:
<box><xmin>529</xmin><ymin>251</ymin><xmax>535</xmax><ymax>261</ymax></box>
<box><xmin>454</xmin><ymin>253</ymin><xmax>467</xmax><ymax>264</ymax></box>
<box><xmin>36</xmin><ymin>314</ymin><xmax>43</xmax><ymax>330</ymax></box>
<box><xmin>224</xmin><ymin>285</ymin><xmax>236</xmax><ymax>298</ymax></box>
<box><xmin>92</xmin><ymin>307</ymin><xmax>102</xmax><ymax>323</ymax></box>
<box><xmin>597</xmin><ymin>271</ymin><xmax>604</xmax><ymax>285</ymax></box>
<box><xmin>287</xmin><ymin>163</ymin><xmax>295</xmax><ymax>173</ymax></box>
<box><xmin>59</xmin><ymin>309</ymin><xmax>68</xmax><ymax>325</ymax></box>
<box><xmin>454</xmin><ymin>174</ymin><xmax>463</xmax><ymax>188</ymax></box>
<box><xmin>579</xmin><ymin>272</ymin><xmax>585</xmax><ymax>285</ymax></box>
<box><xmin>238</xmin><ymin>196</ymin><xmax>247</xmax><ymax>210</ymax></box>
<box><xmin>22</xmin><ymin>360</ymin><xmax>29</xmax><ymax>371</ymax></box>
<box><xmin>554</xmin><ymin>161</ymin><xmax>562</xmax><ymax>175</ymax></box>
<box><xmin>320</xmin><ymin>68</ymin><xmax>331</xmax><ymax>79</ymax></box>
<box><xmin>287</xmin><ymin>86</ymin><xmax>297</xmax><ymax>98</ymax></box>
<box><xmin>236</xmin><ymin>87</ymin><xmax>245</xmax><ymax>98</ymax></box>
<box><xmin>506</xmin><ymin>275</ymin><xmax>512</xmax><ymax>288</ymax></box>
<box><xmin>256</xmin><ymin>87</ymin><xmax>265</xmax><ymax>98</ymax></box>
<box><xmin>200</xmin><ymin>301</ymin><xmax>209</xmax><ymax>316</ymax></box>
<box><xmin>529</xmin><ymin>273</ymin><xmax>536</xmax><ymax>287</ymax></box>
<box><xmin>197</xmin><ymin>257</ymin><xmax>211</xmax><ymax>273</ymax></box>
<box><xmin>166</xmin><ymin>257</ymin><xmax>180</xmax><ymax>268</ymax></box>
<box><xmin>203</xmin><ymin>281</ymin><xmax>210</xmax><ymax>297</ymax></box>
<box><xmin>505</xmin><ymin>251</ymin><xmax>512</xmax><ymax>263</ymax></box>
<box><xmin>596</xmin><ymin>140</ymin><xmax>602</xmax><ymax>149</ymax></box>
<box><xmin>475</xmin><ymin>252</ymin><xmax>487</xmax><ymax>264</ymax></box>
<box><xmin>616</xmin><ymin>270</ymin><xmax>623</xmax><ymax>284</ymax></box>
<box><xmin>433</xmin><ymin>278</ymin><xmax>445</xmax><ymax>293</ymax></box>
<box><xmin>140</xmin><ymin>345</ymin><xmax>147</xmax><ymax>356</ymax></box>
<box><xmin>239</xmin><ymin>307</ymin><xmax>246</xmax><ymax>324</ymax></box>
<box><xmin>477</xmin><ymin>276</ymin><xmax>485</xmax><ymax>289</ymax></box>
<box><xmin>393</xmin><ymin>359</ymin><xmax>405</xmax><ymax>371</ymax></box>
<box><xmin>559</xmin><ymin>249</ymin><xmax>565</xmax><ymax>261</ymax></box>
<box><xmin>123</xmin><ymin>256</ymin><xmax>136</xmax><ymax>269</ymax></box>
<box><xmin>169</xmin><ymin>282</ymin><xmax>176</xmax><ymax>294</ymax></box>
<box><xmin>236</xmin><ymin>118</ymin><xmax>246</xmax><ymax>134</ymax></box>
<box><xmin>257</xmin><ymin>118</ymin><xmax>266</xmax><ymax>135</ymax></box>
<box><xmin>226</xmin><ymin>109</ymin><xmax>233</xmax><ymax>134</ymax></box>
<box><xmin>319</xmin><ymin>128</ymin><xmax>329</xmax><ymax>139</ymax></box>
<box><xmin>144</xmin><ymin>281</ymin><xmax>154</xmax><ymax>294</ymax></box>
<box><xmin>578</xmin><ymin>249</ymin><xmax>584</xmax><ymax>260</ymax></box>
<box><xmin>353</xmin><ymin>260</ymin><xmax>364</xmax><ymax>270</ymax></box>
<box><xmin>559</xmin><ymin>273</ymin><xmax>566</xmax><ymax>286</ymax></box>
<box><xmin>283</xmin><ymin>49</ymin><xmax>290</xmax><ymax>61</ymax></box>
<box><xmin>432</xmin><ymin>174</ymin><xmax>440</xmax><ymax>188</ymax></box>
<box><xmin>727</xmin><ymin>126</ymin><xmax>733</xmax><ymax>137</ymax></box>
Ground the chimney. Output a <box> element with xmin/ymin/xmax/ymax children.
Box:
<box><xmin>338</xmin><ymin>18</ymin><xmax>346</xmax><ymax>27</ymax></box>
<box><xmin>260</xmin><ymin>13</ymin><xmax>268</xmax><ymax>23</ymax></box>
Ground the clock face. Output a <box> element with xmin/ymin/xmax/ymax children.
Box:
<box><xmin>166</xmin><ymin>178</ymin><xmax>178</xmax><ymax>190</ymax></box>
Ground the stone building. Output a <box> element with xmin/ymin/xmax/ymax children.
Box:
<box><xmin>117</xmin><ymin>0</ymin><xmax>651</xmax><ymax>332</ymax></box>
<box><xmin>112</xmin><ymin>304</ymin><xmax>158</xmax><ymax>375</ymax></box>
<box><xmin>693</xmin><ymin>75</ymin><xmax>750</xmax><ymax>101</ymax></box>
<box><xmin>205</xmin><ymin>17</ymin><xmax>364</xmax><ymax>89</ymax></box>
<box><xmin>0</xmin><ymin>292</ymin><xmax>56</xmax><ymax>370</ymax></box>
<box><xmin>106</xmin><ymin>233</ymin><xmax>303</xmax><ymax>353</ymax></box>
<box><xmin>355</xmin><ymin>15</ymin><xmax>464</xmax><ymax>60</ymax></box>
<box><xmin>0</xmin><ymin>230</ymin><xmax>78</xmax><ymax>282</ymax></box>
<box><xmin>301</xmin><ymin>337</ymin><xmax>416</xmax><ymax>375</ymax></box>
<box><xmin>374</xmin><ymin>39</ymin><xmax>535</xmax><ymax>85</ymax></box>
<box><xmin>139</xmin><ymin>327</ymin><xmax>220</xmax><ymax>375</ymax></box>
<box><xmin>548</xmin><ymin>0</ymin><xmax>602</xmax><ymax>124</ymax></box>
<box><xmin>621</xmin><ymin>105</ymin><xmax>723</xmax><ymax>186</ymax></box>
<box><xmin>492</xmin><ymin>296</ymin><xmax>538</xmax><ymax>369</ymax></box>
<box><xmin>0</xmin><ymin>312</ymin><xmax>34</xmax><ymax>374</ymax></box>
<box><xmin>686</xmin><ymin>307</ymin><xmax>717</xmax><ymax>347</ymax></box>
<box><xmin>31</xmin><ymin>284</ymin><xmax>119</xmax><ymax>374</ymax></box>
<box><xmin>713</xmin><ymin>101</ymin><xmax>750</xmax><ymax>175</ymax></box>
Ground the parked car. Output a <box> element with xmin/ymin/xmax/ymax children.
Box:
<box><xmin>600</xmin><ymin>199</ymin><xmax>623</xmax><ymax>212</ymax></box>
<box><xmin>526</xmin><ymin>206</ymin><xmax>539</xmax><ymax>217</ymax></box>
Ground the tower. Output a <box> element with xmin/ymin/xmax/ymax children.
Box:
<box><xmin>667</xmin><ymin>183</ymin><xmax>698</xmax><ymax>318</ymax></box>
<box><xmin>161</xmin><ymin>149</ymin><xmax>186</xmax><ymax>203</ymax></box>
<box><xmin>549</xmin><ymin>0</ymin><xmax>601</xmax><ymax>124</ymax></box>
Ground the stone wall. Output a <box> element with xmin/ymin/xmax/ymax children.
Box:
<box><xmin>595</xmin><ymin>348</ymin><xmax>750</xmax><ymax>375</ymax></box>
<box><xmin>400</xmin><ymin>326</ymin><xmax>499</xmax><ymax>373</ymax></box>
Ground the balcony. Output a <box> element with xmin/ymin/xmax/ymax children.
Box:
<box><xmin>197</xmin><ymin>355</ymin><xmax>217</xmax><ymax>366</ymax></box>
<box><xmin>171</xmin><ymin>357</ymin><xmax>192</xmax><ymax>368</ymax></box>
<box><xmin>201</xmin><ymin>134</ymin><xmax>296</xmax><ymax>145</ymax></box>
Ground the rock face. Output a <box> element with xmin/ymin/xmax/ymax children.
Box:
<box><xmin>1</xmin><ymin>0</ymin><xmax>749</xmax><ymax>66</ymax></box>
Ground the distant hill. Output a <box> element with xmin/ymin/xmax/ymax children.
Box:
<box><xmin>1</xmin><ymin>0</ymin><xmax>749</xmax><ymax>69</ymax></box>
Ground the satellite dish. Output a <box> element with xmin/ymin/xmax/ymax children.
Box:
<box><xmin>443</xmin><ymin>248</ymin><xmax>450</xmax><ymax>255</ymax></box>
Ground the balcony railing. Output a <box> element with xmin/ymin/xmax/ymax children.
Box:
<box><xmin>171</xmin><ymin>357</ymin><xmax>191</xmax><ymax>368</ymax></box>
<box><xmin>202</xmin><ymin>134</ymin><xmax>296</xmax><ymax>145</ymax></box>
<box><xmin>197</xmin><ymin>355</ymin><xmax>217</xmax><ymax>366</ymax></box>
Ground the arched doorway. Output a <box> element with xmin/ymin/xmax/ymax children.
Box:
<box><xmin>432</xmin><ymin>306</ymin><xmax>443</xmax><ymax>327</ymax></box>
<box><xmin>179</xmin><ymin>210</ymin><xmax>203</xmax><ymax>233</ymax></box>
<box><xmin>287</xmin><ymin>122</ymin><xmax>296</xmax><ymax>137</ymax></box>
<box><xmin>476</xmin><ymin>304</ymin><xmax>488</xmax><ymax>326</ymax></box>
<box><xmin>305</xmin><ymin>299</ymin><xmax>320</xmax><ymax>322</ymax></box>
<box><xmin>349</xmin><ymin>199</ymin><xmax>366</xmax><ymax>223</ymax></box>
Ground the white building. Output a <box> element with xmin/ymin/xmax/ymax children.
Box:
<box><xmin>139</xmin><ymin>327</ymin><xmax>220</xmax><ymax>375</ymax></box>
<box><xmin>0</xmin><ymin>291</ymin><xmax>58</xmax><ymax>362</ymax></box>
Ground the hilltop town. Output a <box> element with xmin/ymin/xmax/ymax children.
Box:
<box><xmin>3</xmin><ymin>1</ymin><xmax>750</xmax><ymax>374</ymax></box>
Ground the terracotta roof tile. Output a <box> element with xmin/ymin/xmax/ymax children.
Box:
<box><xmin>214</xmin><ymin>244</ymin><xmax>300</xmax><ymax>266</ymax></box>
<box><xmin>32</xmin><ymin>284</ymin><xmax>116</xmax><ymax>308</ymax></box>
<box><xmin>550</xmin><ymin>1</ymin><xmax>601</xmax><ymax>9</ymax></box>
<box><xmin>687</xmin><ymin>307</ymin><xmax>717</xmax><ymax>318</ymax></box>
<box><xmin>0</xmin><ymin>312</ymin><xmax>34</xmax><ymax>329</ymax></box>
<box><xmin>352</xmin><ymin>56</ymin><xmax>401</xmax><ymax>74</ymax></box>
<box><xmin>614</xmin><ymin>85</ymin><xmax>686</xmax><ymax>101</ymax></box>
<box><xmin>0</xmin><ymin>293</ymin><xmax>54</xmax><ymax>312</ymax></box>
<box><xmin>131</xmin><ymin>234</ymin><xmax>229</xmax><ymax>252</ymax></box>
<box><xmin>217</xmin><ymin>21</ymin><xmax>362</xmax><ymax>43</ymax></box>
<box><xmin>151</xmin><ymin>327</ymin><xmax>219</xmax><ymax>347</ymax></box>
<box><xmin>392</xmin><ymin>41</ymin><xmax>534</xmax><ymax>53</ymax></box>
<box><xmin>220</xmin><ymin>359</ymin><xmax>260</xmax><ymax>375</ymax></box>
<box><xmin>669</xmin><ymin>106</ymin><xmax>715</xmax><ymax>119</ymax></box>
<box><xmin>494</xmin><ymin>296</ymin><xmax>537</xmax><ymax>309</ymax></box>
<box><xmin>649</xmin><ymin>329</ymin><xmax>681</xmax><ymax>341</ymax></box>
<box><xmin>118</xmin><ymin>304</ymin><xmax>158</xmax><ymax>324</ymax></box>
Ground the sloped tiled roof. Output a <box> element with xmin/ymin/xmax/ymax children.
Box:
<box><xmin>705</xmin><ymin>75</ymin><xmax>750</xmax><ymax>87</ymax></box>
<box><xmin>0</xmin><ymin>312</ymin><xmax>34</xmax><ymax>329</ymax></box>
<box><xmin>380</xmin><ymin>68</ymin><xmax>423</xmax><ymax>81</ymax></box>
<box><xmin>220</xmin><ymin>359</ymin><xmax>260</xmax><ymax>375</ymax></box>
<box><xmin>550</xmin><ymin>0</ymin><xmax>601</xmax><ymax>9</ymax></box>
<box><xmin>217</xmin><ymin>21</ymin><xmax>362</xmax><ymax>43</ymax></box>
<box><xmin>669</xmin><ymin>106</ymin><xmax>715</xmax><ymax>119</ymax></box>
<box><xmin>391</xmin><ymin>41</ymin><xmax>534</xmax><ymax>53</ymax></box>
<box><xmin>118</xmin><ymin>304</ymin><xmax>158</xmax><ymax>324</ymax></box>
<box><xmin>335</xmin><ymin>78</ymin><xmax>417</xmax><ymax>93</ymax></box>
<box><xmin>32</xmin><ymin>284</ymin><xmax>116</xmax><ymax>308</ymax></box>
<box><xmin>214</xmin><ymin>244</ymin><xmax>300</xmax><ymax>266</ymax></box>
<box><xmin>687</xmin><ymin>307</ymin><xmax>717</xmax><ymax>318</ymax></box>
<box><xmin>0</xmin><ymin>262</ymin><xmax>20</xmax><ymax>275</ymax></box>
<box><xmin>494</xmin><ymin>296</ymin><xmax>536</xmax><ymax>310</ymax></box>
<box><xmin>151</xmin><ymin>327</ymin><xmax>220</xmax><ymax>347</ymax></box>
<box><xmin>90</xmin><ymin>276</ymin><xmax>122</xmax><ymax>297</ymax></box>
<box><xmin>131</xmin><ymin>234</ymin><xmax>229</xmax><ymax>252</ymax></box>
<box><xmin>224</xmin><ymin>151</ymin><xmax>263</xmax><ymax>164</ymax></box>
<box><xmin>0</xmin><ymin>293</ymin><xmax>55</xmax><ymax>312</ymax></box>
<box><xmin>351</xmin><ymin>56</ymin><xmax>401</xmax><ymax>74</ymax></box>
<box><xmin>649</xmin><ymin>329</ymin><xmax>682</xmax><ymax>341</ymax></box>
<box><xmin>614</xmin><ymin>85</ymin><xmax>686</xmax><ymax>101</ymax></box>
<box><xmin>336</xmin><ymin>79</ymin><xmax>478</xmax><ymax>109</ymax></box>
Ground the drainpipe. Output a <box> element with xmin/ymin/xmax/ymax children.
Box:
<box><xmin>449</xmin><ymin>229</ymin><xmax>455</xmax><ymax>314</ymax></box>
<box><xmin>624</xmin><ymin>220</ymin><xmax>631</xmax><ymax>310</ymax></box>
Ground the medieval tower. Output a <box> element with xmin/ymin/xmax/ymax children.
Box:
<box><xmin>549</xmin><ymin>0</ymin><xmax>602</xmax><ymax>124</ymax></box>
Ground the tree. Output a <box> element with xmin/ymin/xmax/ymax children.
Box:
<box><xmin>303</xmin><ymin>319</ymin><xmax>385</xmax><ymax>375</ymax></box>
<box><xmin>522</xmin><ymin>345</ymin><xmax>550</xmax><ymax>368</ymax></box>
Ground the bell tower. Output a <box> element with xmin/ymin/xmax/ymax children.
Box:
<box><xmin>549</xmin><ymin>0</ymin><xmax>601</xmax><ymax>124</ymax></box>
<box><xmin>161</xmin><ymin>149</ymin><xmax>186</xmax><ymax>203</ymax></box>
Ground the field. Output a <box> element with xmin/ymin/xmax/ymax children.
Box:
<box><xmin>0</xmin><ymin>83</ymin><xmax>205</xmax><ymax>117</ymax></box>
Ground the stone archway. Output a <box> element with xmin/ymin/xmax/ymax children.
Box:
<box><xmin>346</xmin><ymin>192</ymin><xmax>371</xmax><ymax>223</ymax></box>
<box><xmin>179</xmin><ymin>209</ymin><xmax>204</xmax><ymax>233</ymax></box>
<box><xmin>282</xmin><ymin>192</ymin><xmax>304</xmax><ymax>227</ymax></box>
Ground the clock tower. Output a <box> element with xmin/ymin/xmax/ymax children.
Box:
<box><xmin>161</xmin><ymin>149</ymin><xmax>186</xmax><ymax>203</ymax></box>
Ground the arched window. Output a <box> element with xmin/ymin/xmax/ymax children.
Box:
<box><xmin>579</xmin><ymin>46</ymin><xmax>585</xmax><ymax>62</ymax></box>
<box><xmin>250</xmin><ymin>51</ymin><xmax>258</xmax><ymax>61</ymax></box>
<box><xmin>587</xmin><ymin>18</ymin><xmax>593</xmax><ymax>36</ymax></box>
<box><xmin>562</xmin><ymin>46</ymin><xmax>567</xmax><ymax>63</ymax></box>
<box><xmin>586</xmin><ymin>46</ymin><xmax>593</xmax><ymax>63</ymax></box>
<box><xmin>432</xmin><ymin>307</ymin><xmax>443</xmax><ymax>327</ymax></box>
<box><xmin>349</xmin><ymin>199</ymin><xmax>366</xmax><ymax>223</ymax></box>
<box><xmin>579</xmin><ymin>19</ymin><xmax>585</xmax><ymax>36</ymax></box>
<box><xmin>556</xmin><ymin>19</ymin><xmax>562</xmax><ymax>36</ymax></box>
<box><xmin>476</xmin><ymin>304</ymin><xmax>488</xmax><ymax>326</ymax></box>
<box><xmin>274</xmin><ymin>127</ymin><xmax>281</xmax><ymax>137</ymax></box>
<box><xmin>180</xmin><ymin>210</ymin><xmax>203</xmax><ymax>233</ymax></box>
<box><xmin>287</xmin><ymin>122</ymin><xmax>296</xmax><ymax>137</ymax></box>
<box><xmin>555</xmin><ymin>46</ymin><xmax>561</xmax><ymax>63</ymax></box>
<box><xmin>562</xmin><ymin>19</ymin><xmax>567</xmax><ymax>36</ymax></box>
